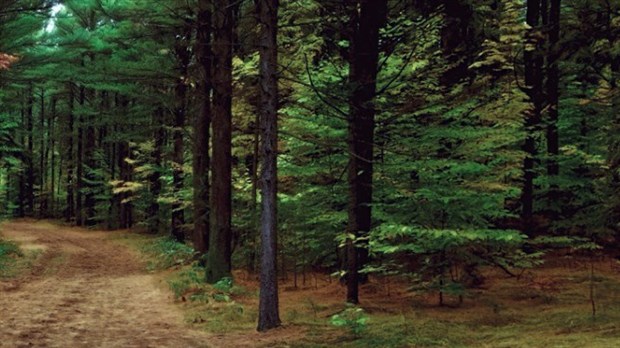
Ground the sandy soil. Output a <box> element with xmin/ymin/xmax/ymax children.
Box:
<box><xmin>0</xmin><ymin>220</ymin><xmax>211</xmax><ymax>348</ymax></box>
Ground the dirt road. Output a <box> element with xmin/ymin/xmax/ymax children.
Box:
<box><xmin>0</xmin><ymin>220</ymin><xmax>211</xmax><ymax>348</ymax></box>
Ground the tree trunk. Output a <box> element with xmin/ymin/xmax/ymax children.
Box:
<box><xmin>345</xmin><ymin>0</ymin><xmax>387</xmax><ymax>304</ymax></box>
<box><xmin>65</xmin><ymin>83</ymin><xmax>75</xmax><ymax>222</ymax></box>
<box><xmin>84</xmin><ymin>90</ymin><xmax>97</xmax><ymax>226</ymax></box>
<box><xmin>148</xmin><ymin>107</ymin><xmax>164</xmax><ymax>234</ymax></box>
<box><xmin>118</xmin><ymin>139</ymin><xmax>133</xmax><ymax>229</ymax></box>
<box><xmin>206</xmin><ymin>0</ymin><xmax>234</xmax><ymax>284</ymax></box>
<box><xmin>257</xmin><ymin>0</ymin><xmax>281</xmax><ymax>332</ymax></box>
<box><xmin>17</xmin><ymin>98</ymin><xmax>25</xmax><ymax>218</ymax></box>
<box><xmin>25</xmin><ymin>85</ymin><xmax>35</xmax><ymax>216</ymax></box>
<box><xmin>39</xmin><ymin>87</ymin><xmax>47</xmax><ymax>218</ymax></box>
<box><xmin>521</xmin><ymin>0</ymin><xmax>544</xmax><ymax>235</ymax></box>
<box><xmin>171</xmin><ymin>23</ymin><xmax>192</xmax><ymax>243</ymax></box>
<box><xmin>50</xmin><ymin>97</ymin><xmax>56</xmax><ymax>217</ymax></box>
<box><xmin>546</xmin><ymin>0</ymin><xmax>560</xmax><ymax>196</ymax></box>
<box><xmin>193</xmin><ymin>0</ymin><xmax>213</xmax><ymax>254</ymax></box>
<box><xmin>76</xmin><ymin>84</ymin><xmax>85</xmax><ymax>226</ymax></box>
<box><xmin>607</xmin><ymin>2</ymin><xmax>620</xmax><ymax>226</ymax></box>
<box><xmin>440</xmin><ymin>0</ymin><xmax>477</xmax><ymax>86</ymax></box>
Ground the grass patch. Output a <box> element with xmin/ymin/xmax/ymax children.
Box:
<box><xmin>141</xmin><ymin>236</ymin><xmax>196</xmax><ymax>270</ymax></box>
<box><xmin>0</xmin><ymin>239</ymin><xmax>23</xmax><ymax>278</ymax></box>
<box><xmin>109</xmin><ymin>232</ymin><xmax>196</xmax><ymax>271</ymax></box>
<box><xmin>167</xmin><ymin>263</ymin><xmax>256</xmax><ymax>333</ymax></box>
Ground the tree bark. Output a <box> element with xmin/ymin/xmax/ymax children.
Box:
<box><xmin>171</xmin><ymin>22</ymin><xmax>192</xmax><ymax>243</ymax></box>
<box><xmin>546</xmin><ymin>0</ymin><xmax>560</xmax><ymax>184</ymax></box>
<box><xmin>193</xmin><ymin>0</ymin><xmax>213</xmax><ymax>254</ymax></box>
<box><xmin>76</xmin><ymin>84</ymin><xmax>85</xmax><ymax>226</ymax></box>
<box><xmin>345</xmin><ymin>0</ymin><xmax>387</xmax><ymax>304</ymax></box>
<box><xmin>257</xmin><ymin>0</ymin><xmax>281</xmax><ymax>332</ymax></box>
<box><xmin>25</xmin><ymin>84</ymin><xmax>35</xmax><ymax>216</ymax></box>
<box><xmin>440</xmin><ymin>0</ymin><xmax>477</xmax><ymax>86</ymax></box>
<box><xmin>118</xmin><ymin>139</ymin><xmax>133</xmax><ymax>229</ymax></box>
<box><xmin>521</xmin><ymin>0</ymin><xmax>544</xmax><ymax>235</ymax></box>
<box><xmin>607</xmin><ymin>2</ymin><xmax>620</xmax><ymax>225</ymax></box>
<box><xmin>17</xmin><ymin>97</ymin><xmax>25</xmax><ymax>218</ymax></box>
<box><xmin>84</xmin><ymin>90</ymin><xmax>97</xmax><ymax>226</ymax></box>
<box><xmin>206</xmin><ymin>0</ymin><xmax>234</xmax><ymax>284</ymax></box>
<box><xmin>65</xmin><ymin>83</ymin><xmax>75</xmax><ymax>222</ymax></box>
<box><xmin>39</xmin><ymin>87</ymin><xmax>47</xmax><ymax>217</ymax></box>
<box><xmin>50</xmin><ymin>97</ymin><xmax>56</xmax><ymax>217</ymax></box>
<box><xmin>148</xmin><ymin>107</ymin><xmax>164</xmax><ymax>234</ymax></box>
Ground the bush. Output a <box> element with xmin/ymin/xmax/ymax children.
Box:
<box><xmin>330</xmin><ymin>306</ymin><xmax>369</xmax><ymax>337</ymax></box>
<box><xmin>142</xmin><ymin>236</ymin><xmax>195</xmax><ymax>270</ymax></box>
<box><xmin>0</xmin><ymin>239</ymin><xmax>23</xmax><ymax>275</ymax></box>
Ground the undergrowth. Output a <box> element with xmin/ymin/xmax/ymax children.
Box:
<box><xmin>120</xmin><ymin>230</ymin><xmax>620</xmax><ymax>347</ymax></box>
<box><xmin>0</xmin><ymin>239</ymin><xmax>23</xmax><ymax>277</ymax></box>
<box><xmin>140</xmin><ymin>236</ymin><xmax>196</xmax><ymax>270</ymax></box>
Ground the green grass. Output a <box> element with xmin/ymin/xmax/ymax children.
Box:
<box><xmin>141</xmin><ymin>236</ymin><xmax>196</xmax><ymax>270</ymax></box>
<box><xmin>0</xmin><ymin>239</ymin><xmax>23</xmax><ymax>278</ymax></box>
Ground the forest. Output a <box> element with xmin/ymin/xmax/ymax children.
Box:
<box><xmin>0</xmin><ymin>0</ymin><xmax>619</xmax><ymax>347</ymax></box>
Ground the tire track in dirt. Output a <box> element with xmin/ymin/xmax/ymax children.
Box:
<box><xmin>0</xmin><ymin>220</ymin><xmax>211</xmax><ymax>348</ymax></box>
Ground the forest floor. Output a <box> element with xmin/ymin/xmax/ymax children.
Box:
<box><xmin>2</xmin><ymin>220</ymin><xmax>620</xmax><ymax>347</ymax></box>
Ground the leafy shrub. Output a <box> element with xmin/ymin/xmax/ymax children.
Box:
<box><xmin>330</xmin><ymin>306</ymin><xmax>369</xmax><ymax>337</ymax></box>
<box><xmin>370</xmin><ymin>225</ymin><xmax>531</xmax><ymax>303</ymax></box>
<box><xmin>0</xmin><ymin>239</ymin><xmax>22</xmax><ymax>275</ymax></box>
<box><xmin>142</xmin><ymin>236</ymin><xmax>195</xmax><ymax>270</ymax></box>
<box><xmin>168</xmin><ymin>265</ymin><xmax>243</xmax><ymax>304</ymax></box>
<box><xmin>169</xmin><ymin>264</ymin><xmax>204</xmax><ymax>299</ymax></box>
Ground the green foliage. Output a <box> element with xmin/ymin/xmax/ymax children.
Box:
<box><xmin>142</xmin><ymin>236</ymin><xmax>195</xmax><ymax>270</ymax></box>
<box><xmin>0</xmin><ymin>239</ymin><xmax>23</xmax><ymax>276</ymax></box>
<box><xmin>168</xmin><ymin>263</ymin><xmax>205</xmax><ymax>300</ymax></box>
<box><xmin>330</xmin><ymin>306</ymin><xmax>369</xmax><ymax>337</ymax></box>
<box><xmin>167</xmin><ymin>263</ymin><xmax>244</xmax><ymax>304</ymax></box>
<box><xmin>370</xmin><ymin>225</ymin><xmax>529</xmax><ymax>299</ymax></box>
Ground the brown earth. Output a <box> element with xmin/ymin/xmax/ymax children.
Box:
<box><xmin>0</xmin><ymin>220</ymin><xmax>211</xmax><ymax>348</ymax></box>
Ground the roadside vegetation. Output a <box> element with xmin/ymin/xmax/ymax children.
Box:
<box><xmin>115</xmin><ymin>230</ymin><xmax>620</xmax><ymax>347</ymax></box>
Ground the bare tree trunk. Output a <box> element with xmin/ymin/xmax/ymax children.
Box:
<box><xmin>206</xmin><ymin>0</ymin><xmax>234</xmax><ymax>284</ymax></box>
<box><xmin>148</xmin><ymin>107</ymin><xmax>164</xmax><ymax>234</ymax></box>
<box><xmin>50</xmin><ymin>97</ymin><xmax>56</xmax><ymax>217</ymax></box>
<box><xmin>546</xmin><ymin>0</ymin><xmax>561</xmax><ymax>212</ymax></box>
<box><xmin>18</xmin><ymin>97</ymin><xmax>25</xmax><ymax>218</ymax></box>
<box><xmin>25</xmin><ymin>84</ymin><xmax>35</xmax><ymax>216</ymax></box>
<box><xmin>607</xmin><ymin>2</ymin><xmax>620</xmax><ymax>227</ymax></box>
<box><xmin>84</xmin><ymin>90</ymin><xmax>97</xmax><ymax>225</ymax></box>
<box><xmin>257</xmin><ymin>0</ymin><xmax>281</xmax><ymax>332</ymax></box>
<box><xmin>193</xmin><ymin>0</ymin><xmax>213</xmax><ymax>254</ymax></box>
<box><xmin>171</xmin><ymin>22</ymin><xmax>192</xmax><ymax>243</ymax></box>
<box><xmin>345</xmin><ymin>0</ymin><xmax>387</xmax><ymax>305</ymax></box>
<box><xmin>65</xmin><ymin>83</ymin><xmax>75</xmax><ymax>222</ymax></box>
<box><xmin>440</xmin><ymin>0</ymin><xmax>477</xmax><ymax>86</ymax></box>
<box><xmin>39</xmin><ymin>87</ymin><xmax>47</xmax><ymax>217</ymax></box>
<box><xmin>521</xmin><ymin>0</ymin><xmax>544</xmax><ymax>235</ymax></box>
<box><xmin>76</xmin><ymin>84</ymin><xmax>85</xmax><ymax>226</ymax></box>
<box><xmin>118</xmin><ymin>139</ymin><xmax>132</xmax><ymax>229</ymax></box>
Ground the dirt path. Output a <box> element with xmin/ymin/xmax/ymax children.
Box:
<box><xmin>0</xmin><ymin>220</ymin><xmax>211</xmax><ymax>348</ymax></box>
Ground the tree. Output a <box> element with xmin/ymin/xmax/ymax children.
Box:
<box><xmin>193</xmin><ymin>0</ymin><xmax>213</xmax><ymax>255</ymax></box>
<box><xmin>546</xmin><ymin>0</ymin><xmax>561</xmax><ymax>183</ymax></box>
<box><xmin>521</xmin><ymin>0</ymin><xmax>545</xmax><ymax>235</ymax></box>
<box><xmin>345</xmin><ymin>0</ymin><xmax>388</xmax><ymax>304</ymax></box>
<box><xmin>206</xmin><ymin>0</ymin><xmax>234</xmax><ymax>284</ymax></box>
<box><xmin>257</xmin><ymin>0</ymin><xmax>281</xmax><ymax>332</ymax></box>
<box><xmin>171</xmin><ymin>17</ymin><xmax>193</xmax><ymax>243</ymax></box>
